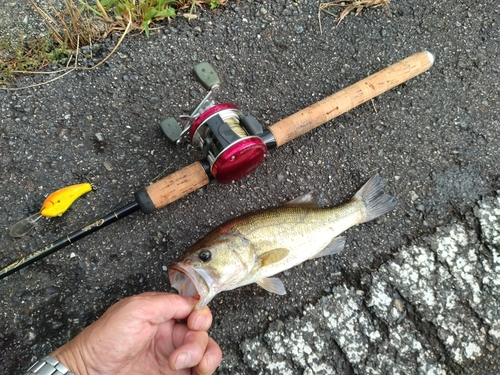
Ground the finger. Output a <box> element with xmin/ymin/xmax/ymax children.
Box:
<box><xmin>193</xmin><ymin>337</ymin><xmax>222</xmax><ymax>375</ymax></box>
<box><xmin>154</xmin><ymin>320</ymin><xmax>188</xmax><ymax>361</ymax></box>
<box><xmin>187</xmin><ymin>306</ymin><xmax>213</xmax><ymax>331</ymax></box>
<box><xmin>168</xmin><ymin>330</ymin><xmax>209</xmax><ymax>371</ymax></box>
<box><xmin>122</xmin><ymin>292</ymin><xmax>197</xmax><ymax>324</ymax></box>
<box><xmin>171</xmin><ymin>322</ymin><xmax>190</xmax><ymax>349</ymax></box>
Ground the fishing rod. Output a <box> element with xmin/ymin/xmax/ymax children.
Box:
<box><xmin>0</xmin><ymin>51</ymin><xmax>435</xmax><ymax>280</ymax></box>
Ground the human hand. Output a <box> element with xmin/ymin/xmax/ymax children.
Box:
<box><xmin>50</xmin><ymin>292</ymin><xmax>222</xmax><ymax>375</ymax></box>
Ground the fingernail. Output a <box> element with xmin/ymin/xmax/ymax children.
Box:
<box><xmin>174</xmin><ymin>352</ymin><xmax>190</xmax><ymax>370</ymax></box>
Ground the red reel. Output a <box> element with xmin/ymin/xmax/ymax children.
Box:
<box><xmin>188</xmin><ymin>103</ymin><xmax>267</xmax><ymax>184</ymax></box>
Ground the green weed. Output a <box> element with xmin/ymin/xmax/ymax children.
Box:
<box><xmin>29</xmin><ymin>0</ymin><xmax>228</xmax><ymax>49</ymax></box>
<box><xmin>0</xmin><ymin>35</ymin><xmax>72</xmax><ymax>87</ymax></box>
<box><xmin>77</xmin><ymin>0</ymin><xmax>227</xmax><ymax>38</ymax></box>
<box><xmin>0</xmin><ymin>0</ymin><xmax>226</xmax><ymax>86</ymax></box>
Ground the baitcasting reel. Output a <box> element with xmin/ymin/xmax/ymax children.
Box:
<box><xmin>159</xmin><ymin>63</ymin><xmax>275</xmax><ymax>184</ymax></box>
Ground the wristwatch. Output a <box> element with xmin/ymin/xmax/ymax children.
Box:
<box><xmin>25</xmin><ymin>355</ymin><xmax>75</xmax><ymax>375</ymax></box>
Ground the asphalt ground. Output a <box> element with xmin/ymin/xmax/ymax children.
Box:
<box><xmin>1</xmin><ymin>0</ymin><xmax>499</xmax><ymax>374</ymax></box>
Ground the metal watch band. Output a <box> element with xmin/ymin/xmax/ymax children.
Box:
<box><xmin>25</xmin><ymin>355</ymin><xmax>75</xmax><ymax>375</ymax></box>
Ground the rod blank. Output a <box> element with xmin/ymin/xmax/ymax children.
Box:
<box><xmin>0</xmin><ymin>202</ymin><xmax>140</xmax><ymax>279</ymax></box>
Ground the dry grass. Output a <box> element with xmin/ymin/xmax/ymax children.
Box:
<box><xmin>29</xmin><ymin>0</ymin><xmax>110</xmax><ymax>50</ymax></box>
<box><xmin>1</xmin><ymin>0</ymin><xmax>386</xmax><ymax>87</ymax></box>
<box><xmin>29</xmin><ymin>0</ymin><xmax>228</xmax><ymax>50</ymax></box>
<box><xmin>0</xmin><ymin>0</ymin><xmax>226</xmax><ymax>87</ymax></box>
<box><xmin>319</xmin><ymin>0</ymin><xmax>391</xmax><ymax>33</ymax></box>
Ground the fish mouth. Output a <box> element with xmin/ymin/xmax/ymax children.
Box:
<box><xmin>168</xmin><ymin>263</ymin><xmax>214</xmax><ymax>309</ymax></box>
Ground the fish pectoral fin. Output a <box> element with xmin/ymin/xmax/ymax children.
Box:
<box><xmin>259</xmin><ymin>248</ymin><xmax>289</xmax><ymax>267</ymax></box>
<box><xmin>310</xmin><ymin>236</ymin><xmax>346</xmax><ymax>259</ymax></box>
<box><xmin>285</xmin><ymin>191</ymin><xmax>321</xmax><ymax>208</ymax></box>
<box><xmin>256</xmin><ymin>277</ymin><xmax>286</xmax><ymax>295</ymax></box>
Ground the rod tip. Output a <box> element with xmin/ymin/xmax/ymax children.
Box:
<box><xmin>424</xmin><ymin>51</ymin><xmax>435</xmax><ymax>67</ymax></box>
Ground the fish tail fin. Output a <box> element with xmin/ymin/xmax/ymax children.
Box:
<box><xmin>353</xmin><ymin>174</ymin><xmax>397</xmax><ymax>223</ymax></box>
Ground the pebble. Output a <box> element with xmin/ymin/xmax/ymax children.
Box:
<box><xmin>103</xmin><ymin>161</ymin><xmax>114</xmax><ymax>171</ymax></box>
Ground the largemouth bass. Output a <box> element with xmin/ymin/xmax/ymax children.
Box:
<box><xmin>169</xmin><ymin>174</ymin><xmax>396</xmax><ymax>309</ymax></box>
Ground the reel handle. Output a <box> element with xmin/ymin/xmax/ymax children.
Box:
<box><xmin>193</xmin><ymin>62</ymin><xmax>220</xmax><ymax>90</ymax></box>
<box><xmin>268</xmin><ymin>51</ymin><xmax>435</xmax><ymax>147</ymax></box>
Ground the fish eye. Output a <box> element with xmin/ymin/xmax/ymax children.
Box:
<box><xmin>198</xmin><ymin>249</ymin><xmax>212</xmax><ymax>263</ymax></box>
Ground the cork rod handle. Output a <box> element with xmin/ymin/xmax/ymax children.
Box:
<box><xmin>136</xmin><ymin>161</ymin><xmax>210</xmax><ymax>212</ymax></box>
<box><xmin>268</xmin><ymin>51</ymin><xmax>435</xmax><ymax>147</ymax></box>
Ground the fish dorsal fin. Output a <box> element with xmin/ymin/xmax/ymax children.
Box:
<box><xmin>285</xmin><ymin>192</ymin><xmax>320</xmax><ymax>208</ymax></box>
<box><xmin>260</xmin><ymin>248</ymin><xmax>289</xmax><ymax>268</ymax></box>
<box><xmin>256</xmin><ymin>277</ymin><xmax>286</xmax><ymax>295</ymax></box>
<box><xmin>310</xmin><ymin>236</ymin><xmax>346</xmax><ymax>259</ymax></box>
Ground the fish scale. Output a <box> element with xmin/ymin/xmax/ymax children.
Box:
<box><xmin>233</xmin><ymin>204</ymin><xmax>365</xmax><ymax>280</ymax></box>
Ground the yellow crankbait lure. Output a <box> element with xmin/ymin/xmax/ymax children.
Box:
<box><xmin>10</xmin><ymin>182</ymin><xmax>93</xmax><ymax>237</ymax></box>
<box><xmin>39</xmin><ymin>183</ymin><xmax>93</xmax><ymax>217</ymax></box>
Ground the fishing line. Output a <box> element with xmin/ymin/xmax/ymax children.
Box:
<box><xmin>223</xmin><ymin>110</ymin><xmax>248</xmax><ymax>139</ymax></box>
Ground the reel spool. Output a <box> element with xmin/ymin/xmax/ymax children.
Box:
<box><xmin>159</xmin><ymin>63</ymin><xmax>273</xmax><ymax>184</ymax></box>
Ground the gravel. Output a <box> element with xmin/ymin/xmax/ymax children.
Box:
<box><xmin>1</xmin><ymin>0</ymin><xmax>499</xmax><ymax>374</ymax></box>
